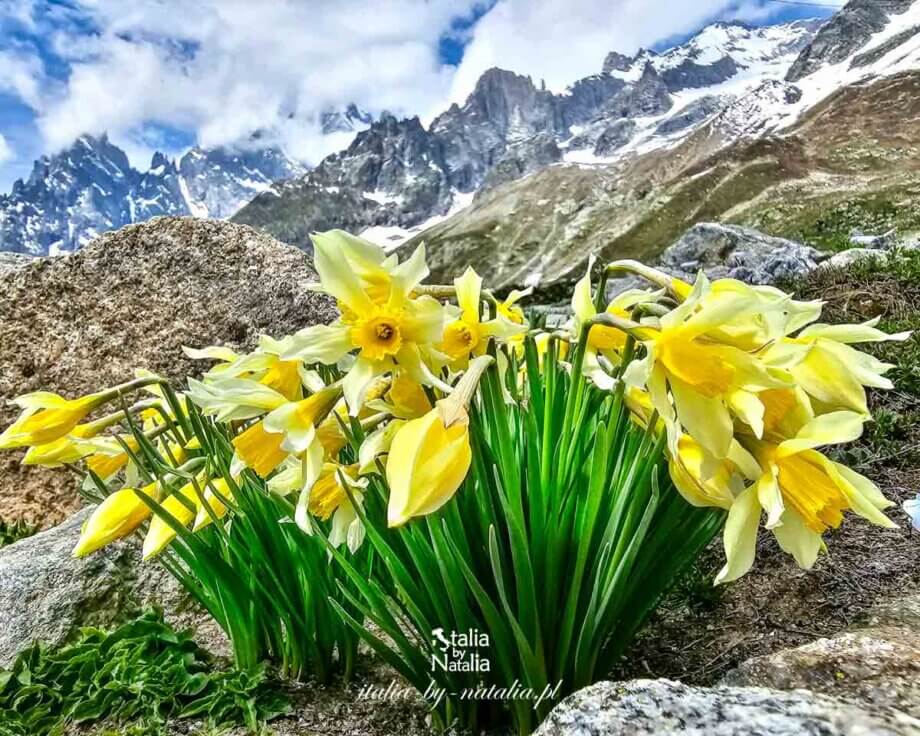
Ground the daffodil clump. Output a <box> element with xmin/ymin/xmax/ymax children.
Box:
<box><xmin>1</xmin><ymin>230</ymin><xmax>909</xmax><ymax>735</ymax></box>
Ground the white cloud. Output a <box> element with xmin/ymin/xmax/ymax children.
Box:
<box><xmin>447</xmin><ymin>0</ymin><xmax>776</xmax><ymax>102</ymax></box>
<box><xmin>0</xmin><ymin>48</ymin><xmax>45</xmax><ymax>108</ymax></box>
<box><xmin>0</xmin><ymin>133</ymin><xmax>12</xmax><ymax>165</ymax></box>
<box><xmin>28</xmin><ymin>0</ymin><xmax>480</xmax><ymax>163</ymax></box>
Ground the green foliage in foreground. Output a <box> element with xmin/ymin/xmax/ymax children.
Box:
<box><xmin>330</xmin><ymin>337</ymin><xmax>724</xmax><ymax>735</ymax></box>
<box><xmin>0</xmin><ymin>611</ymin><xmax>288</xmax><ymax>736</ymax></box>
<box><xmin>0</xmin><ymin>517</ymin><xmax>38</xmax><ymax>548</ymax></box>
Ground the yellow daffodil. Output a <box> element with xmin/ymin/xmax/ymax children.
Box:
<box><xmin>281</xmin><ymin>234</ymin><xmax>448</xmax><ymax>414</ymax></box>
<box><xmin>717</xmin><ymin>411</ymin><xmax>896</xmax><ymax>583</ymax></box>
<box><xmin>143</xmin><ymin>476</ymin><xmax>207</xmax><ymax>559</ymax></box>
<box><xmin>232</xmin><ymin>386</ymin><xmax>342</xmax><ymax>478</ymax></box>
<box><xmin>74</xmin><ymin>481</ymin><xmax>161</xmax><ymax>557</ymax></box>
<box><xmin>386</xmin><ymin>356</ymin><xmax>492</xmax><ymax>527</ymax></box>
<box><xmin>439</xmin><ymin>267</ymin><xmax>526</xmax><ymax>369</ymax></box>
<box><xmin>306</xmin><ymin>463</ymin><xmax>366</xmax><ymax>552</ymax></box>
<box><xmin>21</xmin><ymin>426</ymin><xmax>100</xmax><ymax>467</ymax></box>
<box><xmin>765</xmin><ymin>317</ymin><xmax>911</xmax><ymax>415</ymax></box>
<box><xmin>192</xmin><ymin>478</ymin><xmax>235</xmax><ymax>532</ymax></box>
<box><xmin>73</xmin><ymin>481</ymin><xmax>161</xmax><ymax>557</ymax></box>
<box><xmin>623</xmin><ymin>273</ymin><xmax>791</xmax><ymax>458</ymax></box>
<box><xmin>0</xmin><ymin>390</ymin><xmax>113</xmax><ymax>449</ymax></box>
<box><xmin>187</xmin><ymin>376</ymin><xmax>288</xmax><ymax>422</ymax></box>
<box><xmin>669</xmin><ymin>434</ymin><xmax>759</xmax><ymax>510</ymax></box>
<box><xmin>386</xmin><ymin>405</ymin><xmax>471</xmax><ymax>527</ymax></box>
<box><xmin>571</xmin><ymin>259</ymin><xmax>661</xmax><ymax>390</ymax></box>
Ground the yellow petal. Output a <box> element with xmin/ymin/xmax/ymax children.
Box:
<box><xmin>771</xmin><ymin>510</ymin><xmax>822</xmax><ymax>569</ymax></box>
<box><xmin>715</xmin><ymin>485</ymin><xmax>761</xmax><ymax>585</ymax></box>
<box><xmin>386</xmin><ymin>407</ymin><xmax>472</xmax><ymax>527</ymax></box>
<box><xmin>454</xmin><ymin>267</ymin><xmax>483</xmax><ymax>324</ymax></box>
<box><xmin>143</xmin><ymin>481</ymin><xmax>201</xmax><ymax>559</ymax></box>
<box><xmin>73</xmin><ymin>483</ymin><xmax>158</xmax><ymax>557</ymax></box>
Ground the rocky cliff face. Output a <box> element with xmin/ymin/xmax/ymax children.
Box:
<box><xmin>787</xmin><ymin>0</ymin><xmax>915</xmax><ymax>80</ymax></box>
<box><xmin>0</xmin><ymin>135</ymin><xmax>304</xmax><ymax>255</ymax></box>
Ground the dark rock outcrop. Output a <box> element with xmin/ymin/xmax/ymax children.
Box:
<box><xmin>661</xmin><ymin>54</ymin><xmax>740</xmax><ymax>91</ymax></box>
<box><xmin>658</xmin><ymin>222</ymin><xmax>826</xmax><ymax>284</ymax></box>
<box><xmin>787</xmin><ymin>0</ymin><xmax>914</xmax><ymax>81</ymax></box>
<box><xmin>593</xmin><ymin>120</ymin><xmax>637</xmax><ymax>156</ymax></box>
<box><xmin>481</xmin><ymin>134</ymin><xmax>562</xmax><ymax>192</ymax></box>
<box><xmin>655</xmin><ymin>95</ymin><xmax>725</xmax><ymax>136</ymax></box>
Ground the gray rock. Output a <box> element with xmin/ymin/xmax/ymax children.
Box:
<box><xmin>656</xmin><ymin>96</ymin><xmax>725</xmax><ymax>136</ymax></box>
<box><xmin>0</xmin><ymin>216</ymin><xmax>337</xmax><ymax>527</ymax></box>
<box><xmin>787</xmin><ymin>0</ymin><xmax>913</xmax><ymax>82</ymax></box>
<box><xmin>593</xmin><ymin>120</ymin><xmax>637</xmax><ymax>156</ymax></box>
<box><xmin>0</xmin><ymin>508</ymin><xmax>198</xmax><ymax>667</ymax></box>
<box><xmin>851</xmin><ymin>25</ymin><xmax>920</xmax><ymax>68</ymax></box>
<box><xmin>0</xmin><ymin>251</ymin><xmax>35</xmax><ymax>275</ymax></box>
<box><xmin>850</xmin><ymin>228</ymin><xmax>898</xmax><ymax>249</ymax></box>
<box><xmin>534</xmin><ymin>679</ymin><xmax>920</xmax><ymax>735</ymax></box>
<box><xmin>723</xmin><ymin>595</ymin><xmax>920</xmax><ymax>718</ymax></box>
<box><xmin>819</xmin><ymin>248</ymin><xmax>889</xmax><ymax>271</ymax></box>
<box><xmin>481</xmin><ymin>134</ymin><xmax>562</xmax><ymax>192</ymax></box>
<box><xmin>658</xmin><ymin>222</ymin><xmax>826</xmax><ymax>285</ymax></box>
<box><xmin>602</xmin><ymin>51</ymin><xmax>634</xmax><ymax>74</ymax></box>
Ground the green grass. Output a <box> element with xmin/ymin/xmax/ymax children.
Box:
<box><xmin>0</xmin><ymin>518</ymin><xmax>38</xmax><ymax>549</ymax></box>
<box><xmin>782</xmin><ymin>247</ymin><xmax>920</xmax><ymax>469</ymax></box>
<box><xmin>0</xmin><ymin>611</ymin><xmax>288</xmax><ymax>736</ymax></box>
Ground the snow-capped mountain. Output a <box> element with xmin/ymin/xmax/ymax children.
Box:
<box><xmin>0</xmin><ymin>134</ymin><xmax>304</xmax><ymax>255</ymax></box>
<box><xmin>406</xmin><ymin>0</ymin><xmax>920</xmax><ymax>291</ymax></box>
<box><xmin>233</xmin><ymin>18</ymin><xmax>825</xmax><ymax>251</ymax></box>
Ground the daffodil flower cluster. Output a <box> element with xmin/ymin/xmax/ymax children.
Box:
<box><xmin>572</xmin><ymin>260</ymin><xmax>909</xmax><ymax>583</ymax></box>
<box><xmin>0</xmin><ymin>231</ymin><xmax>909</xmax><ymax>590</ymax></box>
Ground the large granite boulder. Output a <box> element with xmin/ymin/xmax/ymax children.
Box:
<box><xmin>723</xmin><ymin>594</ymin><xmax>920</xmax><ymax>718</ymax></box>
<box><xmin>0</xmin><ymin>216</ymin><xmax>336</xmax><ymax>527</ymax></box>
<box><xmin>535</xmin><ymin>679</ymin><xmax>920</xmax><ymax>735</ymax></box>
<box><xmin>0</xmin><ymin>508</ymin><xmax>225</xmax><ymax>667</ymax></box>
<box><xmin>658</xmin><ymin>222</ymin><xmax>826</xmax><ymax>284</ymax></box>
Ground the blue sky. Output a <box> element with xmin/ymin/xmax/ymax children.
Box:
<box><xmin>0</xmin><ymin>0</ymin><xmax>838</xmax><ymax>192</ymax></box>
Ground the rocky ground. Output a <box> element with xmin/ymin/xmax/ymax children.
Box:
<box><xmin>0</xmin><ymin>216</ymin><xmax>336</xmax><ymax>526</ymax></box>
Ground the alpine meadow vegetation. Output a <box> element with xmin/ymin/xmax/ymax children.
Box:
<box><xmin>0</xmin><ymin>230</ymin><xmax>910</xmax><ymax>735</ymax></box>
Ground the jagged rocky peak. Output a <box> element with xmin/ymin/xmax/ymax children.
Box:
<box><xmin>606</xmin><ymin>62</ymin><xmax>673</xmax><ymax>118</ymax></box>
<box><xmin>320</xmin><ymin>103</ymin><xmax>373</xmax><ymax>134</ymax></box>
<box><xmin>462</xmin><ymin>67</ymin><xmax>560</xmax><ymax>139</ymax></box>
<box><xmin>602</xmin><ymin>51</ymin><xmax>634</xmax><ymax>74</ymax></box>
<box><xmin>787</xmin><ymin>0</ymin><xmax>914</xmax><ymax>81</ymax></box>
<box><xmin>0</xmin><ymin>132</ymin><xmax>305</xmax><ymax>255</ymax></box>
<box><xmin>177</xmin><ymin>143</ymin><xmax>303</xmax><ymax>219</ymax></box>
